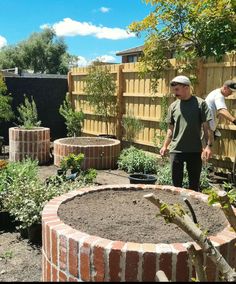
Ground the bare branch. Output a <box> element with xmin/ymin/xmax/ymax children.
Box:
<box><xmin>218</xmin><ymin>190</ymin><xmax>236</xmax><ymax>232</ymax></box>
<box><xmin>144</xmin><ymin>193</ymin><xmax>236</xmax><ymax>282</ymax></box>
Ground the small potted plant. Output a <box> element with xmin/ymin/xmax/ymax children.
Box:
<box><xmin>9</xmin><ymin>95</ymin><xmax>50</xmax><ymax>165</ymax></box>
<box><xmin>117</xmin><ymin>146</ymin><xmax>158</xmax><ymax>184</ymax></box>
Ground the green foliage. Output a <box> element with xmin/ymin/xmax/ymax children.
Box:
<box><xmin>0</xmin><ymin>158</ymin><xmax>97</xmax><ymax>229</ymax></box>
<box><xmin>0</xmin><ymin>74</ymin><xmax>14</xmax><ymax>122</ymax></box>
<box><xmin>17</xmin><ymin>95</ymin><xmax>41</xmax><ymax>129</ymax></box>
<box><xmin>122</xmin><ymin>111</ymin><xmax>144</xmax><ymax>143</ymax></box>
<box><xmin>203</xmin><ymin>181</ymin><xmax>236</xmax><ymax>207</ymax></box>
<box><xmin>84</xmin><ymin>66</ymin><xmax>117</xmax><ymax>135</ymax></box>
<box><xmin>153</xmin><ymin>95</ymin><xmax>170</xmax><ymax>150</ymax></box>
<box><xmin>60</xmin><ymin>153</ymin><xmax>85</xmax><ymax>174</ymax></box>
<box><xmin>0</xmin><ymin>28</ymin><xmax>74</xmax><ymax>74</ymax></box>
<box><xmin>59</xmin><ymin>95</ymin><xmax>85</xmax><ymax>137</ymax></box>
<box><xmin>117</xmin><ymin>146</ymin><xmax>158</xmax><ymax>174</ymax></box>
<box><xmin>129</xmin><ymin>0</ymin><xmax>236</xmax><ymax>92</ymax></box>
<box><xmin>157</xmin><ymin>159</ymin><xmax>211</xmax><ymax>189</ymax></box>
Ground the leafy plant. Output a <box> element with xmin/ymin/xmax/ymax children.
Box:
<box><xmin>84</xmin><ymin>66</ymin><xmax>117</xmax><ymax>136</ymax></box>
<box><xmin>157</xmin><ymin>159</ymin><xmax>211</xmax><ymax>190</ymax></box>
<box><xmin>60</xmin><ymin>153</ymin><xmax>85</xmax><ymax>174</ymax></box>
<box><xmin>129</xmin><ymin>0</ymin><xmax>236</xmax><ymax>92</ymax></box>
<box><xmin>0</xmin><ymin>158</ymin><xmax>97</xmax><ymax>230</ymax></box>
<box><xmin>122</xmin><ymin>111</ymin><xmax>144</xmax><ymax>144</ymax></box>
<box><xmin>59</xmin><ymin>94</ymin><xmax>85</xmax><ymax>137</ymax></box>
<box><xmin>17</xmin><ymin>95</ymin><xmax>41</xmax><ymax>129</ymax></box>
<box><xmin>117</xmin><ymin>146</ymin><xmax>158</xmax><ymax>174</ymax></box>
<box><xmin>0</xmin><ymin>74</ymin><xmax>14</xmax><ymax>123</ymax></box>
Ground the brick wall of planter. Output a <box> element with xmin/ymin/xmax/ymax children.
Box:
<box><xmin>9</xmin><ymin>127</ymin><xmax>50</xmax><ymax>165</ymax></box>
<box><xmin>42</xmin><ymin>185</ymin><xmax>236</xmax><ymax>282</ymax></box>
<box><xmin>53</xmin><ymin>137</ymin><xmax>120</xmax><ymax>170</ymax></box>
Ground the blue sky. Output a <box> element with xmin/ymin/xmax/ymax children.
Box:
<box><xmin>0</xmin><ymin>0</ymin><xmax>153</xmax><ymax>66</ymax></box>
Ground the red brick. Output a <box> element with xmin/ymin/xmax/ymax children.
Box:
<box><xmin>51</xmin><ymin>229</ymin><xmax>58</xmax><ymax>265</ymax></box>
<box><xmin>92</xmin><ymin>239</ymin><xmax>111</xmax><ymax>282</ymax></box>
<box><xmin>69</xmin><ymin>238</ymin><xmax>79</xmax><ymax>277</ymax></box>
<box><xmin>46</xmin><ymin>260</ymin><xmax>51</xmax><ymax>281</ymax></box>
<box><xmin>125</xmin><ymin>242</ymin><xmax>141</xmax><ymax>282</ymax></box>
<box><xmin>205</xmin><ymin>256</ymin><xmax>216</xmax><ymax>282</ymax></box>
<box><xmin>109</xmin><ymin>241</ymin><xmax>125</xmax><ymax>282</ymax></box>
<box><xmin>157</xmin><ymin>244</ymin><xmax>172</xmax><ymax>281</ymax></box>
<box><xmin>59</xmin><ymin>271</ymin><xmax>67</xmax><ymax>282</ymax></box>
<box><xmin>172</xmin><ymin>243</ymin><xmax>189</xmax><ymax>282</ymax></box>
<box><xmin>46</xmin><ymin>224</ymin><xmax>51</xmax><ymax>260</ymax></box>
<box><xmin>69</xmin><ymin>276</ymin><xmax>78</xmax><ymax>282</ymax></box>
<box><xmin>59</xmin><ymin>235</ymin><xmax>67</xmax><ymax>271</ymax></box>
<box><xmin>51</xmin><ymin>266</ymin><xmax>58</xmax><ymax>282</ymax></box>
<box><xmin>142</xmin><ymin>244</ymin><xmax>156</xmax><ymax>282</ymax></box>
<box><xmin>80</xmin><ymin>236</ymin><xmax>98</xmax><ymax>281</ymax></box>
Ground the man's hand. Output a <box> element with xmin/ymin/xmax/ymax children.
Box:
<box><xmin>160</xmin><ymin>146</ymin><xmax>168</xmax><ymax>157</ymax></box>
<box><xmin>201</xmin><ymin>145</ymin><xmax>212</xmax><ymax>162</ymax></box>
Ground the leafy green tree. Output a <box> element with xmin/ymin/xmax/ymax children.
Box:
<box><xmin>129</xmin><ymin>0</ymin><xmax>236</xmax><ymax>91</ymax></box>
<box><xmin>0</xmin><ymin>28</ymin><xmax>77</xmax><ymax>74</ymax></box>
<box><xmin>17</xmin><ymin>95</ymin><xmax>41</xmax><ymax>128</ymax></box>
<box><xmin>0</xmin><ymin>74</ymin><xmax>14</xmax><ymax>122</ymax></box>
<box><xmin>84</xmin><ymin>66</ymin><xmax>117</xmax><ymax>136</ymax></box>
<box><xmin>59</xmin><ymin>95</ymin><xmax>85</xmax><ymax>137</ymax></box>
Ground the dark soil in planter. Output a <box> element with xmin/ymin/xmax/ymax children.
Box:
<box><xmin>58</xmin><ymin>188</ymin><xmax>227</xmax><ymax>244</ymax></box>
<box><xmin>58</xmin><ymin>137</ymin><xmax>115</xmax><ymax>145</ymax></box>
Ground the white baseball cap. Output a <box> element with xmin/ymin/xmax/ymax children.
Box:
<box><xmin>224</xmin><ymin>80</ymin><xmax>236</xmax><ymax>92</ymax></box>
<box><xmin>170</xmin><ymin>75</ymin><xmax>191</xmax><ymax>86</ymax></box>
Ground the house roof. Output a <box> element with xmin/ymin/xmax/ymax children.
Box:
<box><xmin>116</xmin><ymin>45</ymin><xmax>144</xmax><ymax>56</ymax></box>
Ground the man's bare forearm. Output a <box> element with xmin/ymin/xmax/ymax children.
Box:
<box><xmin>218</xmin><ymin>108</ymin><xmax>236</xmax><ymax>123</ymax></box>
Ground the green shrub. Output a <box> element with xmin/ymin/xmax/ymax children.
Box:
<box><xmin>122</xmin><ymin>111</ymin><xmax>144</xmax><ymax>143</ymax></box>
<box><xmin>59</xmin><ymin>95</ymin><xmax>85</xmax><ymax>137</ymax></box>
<box><xmin>17</xmin><ymin>95</ymin><xmax>41</xmax><ymax>129</ymax></box>
<box><xmin>0</xmin><ymin>158</ymin><xmax>97</xmax><ymax>229</ymax></box>
<box><xmin>156</xmin><ymin>160</ymin><xmax>211</xmax><ymax>190</ymax></box>
<box><xmin>0</xmin><ymin>74</ymin><xmax>14</xmax><ymax>123</ymax></box>
<box><xmin>117</xmin><ymin>146</ymin><xmax>157</xmax><ymax>174</ymax></box>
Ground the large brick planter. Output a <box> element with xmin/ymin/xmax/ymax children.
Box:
<box><xmin>53</xmin><ymin>137</ymin><xmax>120</xmax><ymax>170</ymax></box>
<box><xmin>9</xmin><ymin>127</ymin><xmax>50</xmax><ymax>165</ymax></box>
<box><xmin>42</xmin><ymin>185</ymin><xmax>236</xmax><ymax>282</ymax></box>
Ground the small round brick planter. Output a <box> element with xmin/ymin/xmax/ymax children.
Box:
<box><xmin>42</xmin><ymin>185</ymin><xmax>236</xmax><ymax>282</ymax></box>
<box><xmin>9</xmin><ymin>127</ymin><xmax>50</xmax><ymax>165</ymax></box>
<box><xmin>53</xmin><ymin>137</ymin><xmax>120</xmax><ymax>170</ymax></box>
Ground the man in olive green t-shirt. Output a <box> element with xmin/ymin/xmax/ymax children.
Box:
<box><xmin>160</xmin><ymin>75</ymin><xmax>213</xmax><ymax>191</ymax></box>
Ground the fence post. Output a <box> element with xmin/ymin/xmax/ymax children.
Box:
<box><xmin>67</xmin><ymin>70</ymin><xmax>73</xmax><ymax>104</ymax></box>
<box><xmin>195</xmin><ymin>59</ymin><xmax>206</xmax><ymax>98</ymax></box>
<box><xmin>116</xmin><ymin>64</ymin><xmax>124</xmax><ymax>141</ymax></box>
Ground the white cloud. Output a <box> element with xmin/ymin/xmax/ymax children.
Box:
<box><xmin>95</xmin><ymin>55</ymin><xmax>116</xmax><ymax>63</ymax></box>
<box><xmin>76</xmin><ymin>54</ymin><xmax>117</xmax><ymax>67</ymax></box>
<box><xmin>99</xmin><ymin>7</ymin><xmax>110</xmax><ymax>13</ymax></box>
<box><xmin>48</xmin><ymin>18</ymin><xmax>135</xmax><ymax>40</ymax></box>
<box><xmin>77</xmin><ymin>56</ymin><xmax>90</xmax><ymax>67</ymax></box>
<box><xmin>0</xmin><ymin>35</ymin><xmax>7</xmax><ymax>48</ymax></box>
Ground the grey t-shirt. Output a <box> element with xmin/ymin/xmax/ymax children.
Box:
<box><xmin>166</xmin><ymin>96</ymin><xmax>212</xmax><ymax>153</ymax></box>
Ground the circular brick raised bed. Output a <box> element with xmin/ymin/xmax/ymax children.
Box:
<box><xmin>42</xmin><ymin>185</ymin><xmax>236</xmax><ymax>282</ymax></box>
<box><xmin>53</xmin><ymin>137</ymin><xmax>120</xmax><ymax>170</ymax></box>
<box><xmin>9</xmin><ymin>127</ymin><xmax>50</xmax><ymax>165</ymax></box>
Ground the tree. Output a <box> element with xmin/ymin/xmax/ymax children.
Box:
<box><xmin>0</xmin><ymin>74</ymin><xmax>14</xmax><ymax>122</ymax></box>
<box><xmin>0</xmin><ymin>28</ymin><xmax>76</xmax><ymax>74</ymax></box>
<box><xmin>129</xmin><ymin>0</ymin><xmax>236</xmax><ymax>91</ymax></box>
<box><xmin>84</xmin><ymin>66</ymin><xmax>117</xmax><ymax>136</ymax></box>
<box><xmin>59</xmin><ymin>95</ymin><xmax>85</xmax><ymax>137</ymax></box>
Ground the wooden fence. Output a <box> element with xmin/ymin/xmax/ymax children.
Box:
<box><xmin>68</xmin><ymin>54</ymin><xmax>236</xmax><ymax>173</ymax></box>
